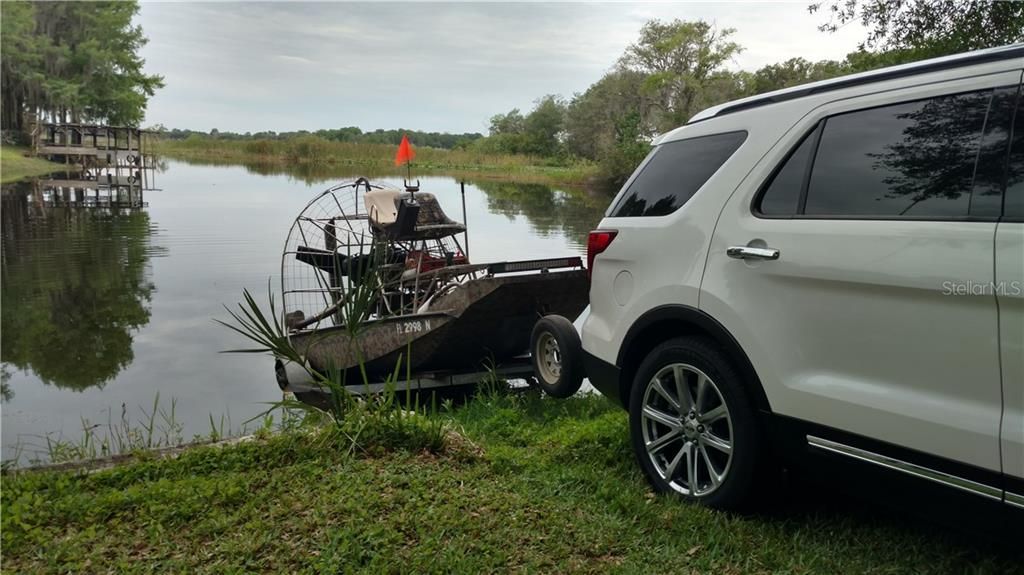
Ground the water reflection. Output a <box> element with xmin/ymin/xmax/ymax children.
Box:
<box><xmin>1</xmin><ymin>185</ymin><xmax>164</xmax><ymax>392</ymax></box>
<box><xmin>160</xmin><ymin>155</ymin><xmax>407</xmax><ymax>186</ymax></box>
<box><xmin>160</xmin><ymin>156</ymin><xmax>610</xmax><ymax>246</ymax></box>
<box><xmin>472</xmin><ymin>180</ymin><xmax>607</xmax><ymax>248</ymax></box>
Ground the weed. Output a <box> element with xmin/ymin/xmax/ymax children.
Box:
<box><xmin>218</xmin><ymin>251</ymin><xmax>449</xmax><ymax>456</ymax></box>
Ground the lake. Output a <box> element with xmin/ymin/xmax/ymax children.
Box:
<box><xmin>1</xmin><ymin>160</ymin><xmax>608</xmax><ymax>464</ymax></box>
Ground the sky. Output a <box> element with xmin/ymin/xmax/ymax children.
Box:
<box><xmin>136</xmin><ymin>1</ymin><xmax>868</xmax><ymax>134</ymax></box>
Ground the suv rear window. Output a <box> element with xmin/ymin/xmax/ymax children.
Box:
<box><xmin>609</xmin><ymin>131</ymin><xmax>746</xmax><ymax>217</ymax></box>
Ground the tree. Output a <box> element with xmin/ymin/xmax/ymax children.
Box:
<box><xmin>480</xmin><ymin>98</ymin><xmax>568</xmax><ymax>156</ymax></box>
<box><xmin>523</xmin><ymin>95</ymin><xmax>566</xmax><ymax>157</ymax></box>
<box><xmin>619</xmin><ymin>19</ymin><xmax>743</xmax><ymax>131</ymax></box>
<box><xmin>597</xmin><ymin>110</ymin><xmax>653</xmax><ymax>189</ymax></box>
<box><xmin>565</xmin><ymin>69</ymin><xmax>650</xmax><ymax>160</ymax></box>
<box><xmin>0</xmin><ymin>1</ymin><xmax>44</xmax><ymax>132</ymax></box>
<box><xmin>810</xmin><ymin>0</ymin><xmax>1024</xmax><ymax>57</ymax></box>
<box><xmin>0</xmin><ymin>0</ymin><xmax>163</xmax><ymax>131</ymax></box>
<box><xmin>489</xmin><ymin>109</ymin><xmax>526</xmax><ymax>136</ymax></box>
<box><xmin>745</xmin><ymin>58</ymin><xmax>847</xmax><ymax>95</ymax></box>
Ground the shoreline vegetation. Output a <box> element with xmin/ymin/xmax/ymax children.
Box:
<box><xmin>0</xmin><ymin>145</ymin><xmax>65</xmax><ymax>184</ymax></box>
<box><xmin>3</xmin><ymin>391</ymin><xmax>1021</xmax><ymax>573</ymax></box>
<box><xmin>152</xmin><ymin>137</ymin><xmax>599</xmax><ymax>188</ymax></box>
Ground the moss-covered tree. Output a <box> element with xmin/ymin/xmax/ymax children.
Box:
<box><xmin>0</xmin><ymin>0</ymin><xmax>163</xmax><ymax>132</ymax></box>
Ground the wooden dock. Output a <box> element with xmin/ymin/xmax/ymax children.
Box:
<box><xmin>33</xmin><ymin>123</ymin><xmax>152</xmax><ymax>163</ymax></box>
<box><xmin>25</xmin><ymin>122</ymin><xmax>158</xmax><ymax>200</ymax></box>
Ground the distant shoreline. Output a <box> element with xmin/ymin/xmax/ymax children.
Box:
<box><xmin>153</xmin><ymin>137</ymin><xmax>598</xmax><ymax>188</ymax></box>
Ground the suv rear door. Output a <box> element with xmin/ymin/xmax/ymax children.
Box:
<box><xmin>701</xmin><ymin>70</ymin><xmax>1020</xmax><ymax>484</ymax></box>
<box><xmin>998</xmin><ymin>80</ymin><xmax>1024</xmax><ymax>508</ymax></box>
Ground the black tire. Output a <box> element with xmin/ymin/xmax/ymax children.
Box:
<box><xmin>530</xmin><ymin>315</ymin><xmax>584</xmax><ymax>398</ymax></box>
<box><xmin>628</xmin><ymin>336</ymin><xmax>764</xmax><ymax>510</ymax></box>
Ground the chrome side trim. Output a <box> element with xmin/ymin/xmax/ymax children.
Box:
<box><xmin>806</xmin><ymin>435</ymin><xmax>1002</xmax><ymax>501</ymax></box>
<box><xmin>1006</xmin><ymin>491</ymin><xmax>1024</xmax><ymax>510</ymax></box>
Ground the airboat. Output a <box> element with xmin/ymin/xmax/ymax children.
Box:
<box><xmin>274</xmin><ymin>178</ymin><xmax>588</xmax><ymax>402</ymax></box>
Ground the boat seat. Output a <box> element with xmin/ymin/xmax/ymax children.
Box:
<box><xmin>364</xmin><ymin>190</ymin><xmax>466</xmax><ymax>240</ymax></box>
<box><xmin>364</xmin><ymin>189</ymin><xmax>401</xmax><ymax>226</ymax></box>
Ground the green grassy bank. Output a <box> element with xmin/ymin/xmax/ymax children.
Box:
<box><xmin>153</xmin><ymin>136</ymin><xmax>597</xmax><ymax>187</ymax></box>
<box><xmin>0</xmin><ymin>145</ymin><xmax>64</xmax><ymax>184</ymax></box>
<box><xmin>3</xmin><ymin>392</ymin><xmax>1018</xmax><ymax>574</ymax></box>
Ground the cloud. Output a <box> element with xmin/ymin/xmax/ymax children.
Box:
<box><xmin>274</xmin><ymin>54</ymin><xmax>314</xmax><ymax>66</ymax></box>
<box><xmin>136</xmin><ymin>1</ymin><xmax>866</xmax><ymax>133</ymax></box>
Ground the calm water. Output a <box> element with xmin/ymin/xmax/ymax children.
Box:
<box><xmin>0</xmin><ymin>161</ymin><xmax>607</xmax><ymax>463</ymax></box>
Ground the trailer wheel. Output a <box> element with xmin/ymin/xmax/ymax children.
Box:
<box><xmin>530</xmin><ymin>315</ymin><xmax>584</xmax><ymax>398</ymax></box>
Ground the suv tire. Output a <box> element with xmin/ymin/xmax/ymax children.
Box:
<box><xmin>628</xmin><ymin>336</ymin><xmax>763</xmax><ymax>510</ymax></box>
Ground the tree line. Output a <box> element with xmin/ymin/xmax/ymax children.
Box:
<box><xmin>0</xmin><ymin>0</ymin><xmax>163</xmax><ymax>135</ymax></box>
<box><xmin>158</xmin><ymin>127</ymin><xmax>484</xmax><ymax>151</ymax></box>
<box><xmin>473</xmin><ymin>0</ymin><xmax>1024</xmax><ymax>185</ymax></box>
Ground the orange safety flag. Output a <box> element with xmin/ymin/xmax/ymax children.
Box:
<box><xmin>394</xmin><ymin>134</ymin><xmax>415</xmax><ymax>166</ymax></box>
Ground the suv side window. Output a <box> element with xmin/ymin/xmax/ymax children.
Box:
<box><xmin>609</xmin><ymin>131</ymin><xmax>746</xmax><ymax>217</ymax></box>
<box><xmin>756</xmin><ymin>124</ymin><xmax>821</xmax><ymax>216</ymax></box>
<box><xmin>969</xmin><ymin>87</ymin><xmax>1018</xmax><ymax>218</ymax></box>
<box><xmin>805</xmin><ymin>90</ymin><xmax>992</xmax><ymax>218</ymax></box>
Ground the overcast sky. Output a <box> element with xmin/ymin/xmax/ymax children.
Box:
<box><xmin>136</xmin><ymin>1</ymin><xmax>867</xmax><ymax>134</ymax></box>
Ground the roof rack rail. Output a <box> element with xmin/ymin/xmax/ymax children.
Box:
<box><xmin>690</xmin><ymin>44</ymin><xmax>1024</xmax><ymax>123</ymax></box>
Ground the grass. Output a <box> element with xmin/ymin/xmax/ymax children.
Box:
<box><xmin>2</xmin><ymin>392</ymin><xmax>301</xmax><ymax>471</ymax></box>
<box><xmin>3</xmin><ymin>390</ymin><xmax>1020</xmax><ymax>574</ymax></box>
<box><xmin>153</xmin><ymin>136</ymin><xmax>597</xmax><ymax>187</ymax></box>
<box><xmin>0</xmin><ymin>145</ymin><xmax>65</xmax><ymax>183</ymax></box>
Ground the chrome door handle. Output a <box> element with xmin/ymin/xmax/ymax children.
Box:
<box><xmin>727</xmin><ymin>246</ymin><xmax>780</xmax><ymax>260</ymax></box>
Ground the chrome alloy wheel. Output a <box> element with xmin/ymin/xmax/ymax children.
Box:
<box><xmin>640</xmin><ymin>363</ymin><xmax>734</xmax><ymax>497</ymax></box>
<box><xmin>536</xmin><ymin>332</ymin><xmax>562</xmax><ymax>382</ymax></box>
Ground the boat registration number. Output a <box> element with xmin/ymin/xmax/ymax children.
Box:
<box><xmin>397</xmin><ymin>320</ymin><xmax>431</xmax><ymax>335</ymax></box>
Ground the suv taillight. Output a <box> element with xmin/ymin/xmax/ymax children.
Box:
<box><xmin>586</xmin><ymin>230</ymin><xmax>617</xmax><ymax>279</ymax></box>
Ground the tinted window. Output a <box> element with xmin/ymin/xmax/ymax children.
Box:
<box><xmin>610</xmin><ymin>131</ymin><xmax>746</xmax><ymax>217</ymax></box>
<box><xmin>1005</xmin><ymin>87</ymin><xmax>1024</xmax><ymax>219</ymax></box>
<box><xmin>970</xmin><ymin>87</ymin><xmax>1017</xmax><ymax>218</ymax></box>
<box><xmin>805</xmin><ymin>90</ymin><xmax>991</xmax><ymax>218</ymax></box>
<box><xmin>757</xmin><ymin>125</ymin><xmax>820</xmax><ymax>216</ymax></box>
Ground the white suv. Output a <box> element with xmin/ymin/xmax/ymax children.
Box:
<box><xmin>580</xmin><ymin>45</ymin><xmax>1024</xmax><ymax>516</ymax></box>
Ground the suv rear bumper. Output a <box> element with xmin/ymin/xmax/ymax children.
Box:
<box><xmin>583</xmin><ymin>350</ymin><xmax>624</xmax><ymax>407</ymax></box>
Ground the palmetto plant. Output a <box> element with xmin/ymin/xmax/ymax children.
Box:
<box><xmin>217</xmin><ymin>242</ymin><xmax>446</xmax><ymax>454</ymax></box>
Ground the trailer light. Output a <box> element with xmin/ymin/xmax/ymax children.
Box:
<box><xmin>487</xmin><ymin>257</ymin><xmax>583</xmax><ymax>275</ymax></box>
<box><xmin>587</xmin><ymin>230</ymin><xmax>618</xmax><ymax>279</ymax></box>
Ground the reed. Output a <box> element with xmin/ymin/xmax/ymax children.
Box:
<box><xmin>1</xmin><ymin>393</ymin><xmax>298</xmax><ymax>469</ymax></box>
<box><xmin>153</xmin><ymin>135</ymin><xmax>597</xmax><ymax>186</ymax></box>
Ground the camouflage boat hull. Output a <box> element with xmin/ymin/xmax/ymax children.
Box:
<box><xmin>288</xmin><ymin>268</ymin><xmax>589</xmax><ymax>381</ymax></box>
